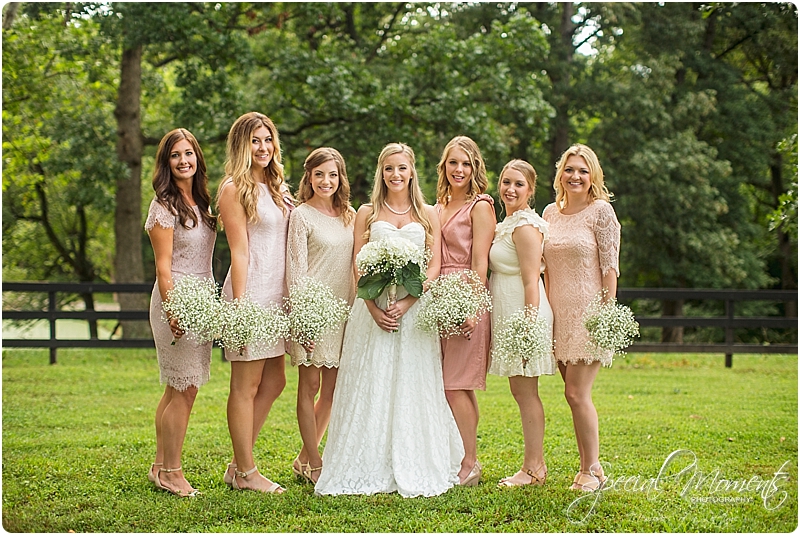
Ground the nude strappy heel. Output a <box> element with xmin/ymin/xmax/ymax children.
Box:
<box><xmin>223</xmin><ymin>462</ymin><xmax>237</xmax><ymax>487</ymax></box>
<box><xmin>498</xmin><ymin>464</ymin><xmax>547</xmax><ymax>487</ymax></box>
<box><xmin>231</xmin><ymin>465</ymin><xmax>284</xmax><ymax>494</ymax></box>
<box><xmin>154</xmin><ymin>466</ymin><xmax>199</xmax><ymax>497</ymax></box>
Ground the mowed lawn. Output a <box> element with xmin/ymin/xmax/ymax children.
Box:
<box><xmin>2</xmin><ymin>349</ymin><xmax>797</xmax><ymax>532</ymax></box>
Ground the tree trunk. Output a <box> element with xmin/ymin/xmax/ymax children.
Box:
<box><xmin>661</xmin><ymin>299</ymin><xmax>684</xmax><ymax>343</ymax></box>
<box><xmin>546</xmin><ymin>3</ymin><xmax>575</xmax><ymax>200</ymax></box>
<box><xmin>113</xmin><ymin>45</ymin><xmax>150</xmax><ymax>339</ymax></box>
<box><xmin>770</xmin><ymin>156</ymin><xmax>797</xmax><ymax>318</ymax></box>
<box><xmin>2</xmin><ymin>2</ymin><xmax>19</xmax><ymax>30</ymax></box>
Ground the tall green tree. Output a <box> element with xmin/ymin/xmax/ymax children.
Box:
<box><xmin>2</xmin><ymin>7</ymin><xmax>122</xmax><ymax>335</ymax></box>
<box><xmin>229</xmin><ymin>3</ymin><xmax>551</xmax><ymax>203</ymax></box>
<box><xmin>584</xmin><ymin>2</ymin><xmax>796</xmax><ymax>340</ymax></box>
<box><xmin>82</xmin><ymin>1</ymin><xmax>253</xmax><ymax>336</ymax></box>
<box><xmin>694</xmin><ymin>2</ymin><xmax>798</xmax><ymax>301</ymax></box>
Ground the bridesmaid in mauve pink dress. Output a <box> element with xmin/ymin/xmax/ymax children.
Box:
<box><xmin>434</xmin><ymin>136</ymin><xmax>496</xmax><ymax>486</ymax></box>
<box><xmin>542</xmin><ymin>143</ymin><xmax>620</xmax><ymax>493</ymax></box>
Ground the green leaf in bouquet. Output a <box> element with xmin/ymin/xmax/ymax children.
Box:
<box><xmin>402</xmin><ymin>276</ymin><xmax>424</xmax><ymax>298</ymax></box>
<box><xmin>401</xmin><ymin>262</ymin><xmax>421</xmax><ymax>279</ymax></box>
<box><xmin>357</xmin><ymin>272</ymin><xmax>390</xmax><ymax>300</ymax></box>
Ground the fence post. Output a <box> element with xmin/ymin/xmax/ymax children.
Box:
<box><xmin>48</xmin><ymin>290</ymin><xmax>57</xmax><ymax>365</ymax></box>
<box><xmin>725</xmin><ymin>298</ymin><xmax>734</xmax><ymax>368</ymax></box>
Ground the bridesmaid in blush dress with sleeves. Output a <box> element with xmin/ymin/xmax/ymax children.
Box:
<box><xmin>285</xmin><ymin>147</ymin><xmax>356</xmax><ymax>484</ymax></box>
<box><xmin>542</xmin><ymin>143</ymin><xmax>620</xmax><ymax>492</ymax></box>
<box><xmin>146</xmin><ymin>128</ymin><xmax>216</xmax><ymax>497</ymax></box>
<box><xmin>434</xmin><ymin>136</ymin><xmax>495</xmax><ymax>486</ymax></box>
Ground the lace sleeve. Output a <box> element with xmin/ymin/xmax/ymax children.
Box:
<box><xmin>286</xmin><ymin>208</ymin><xmax>310</xmax><ymax>290</ymax></box>
<box><xmin>542</xmin><ymin>203</ymin><xmax>556</xmax><ymax>223</ymax></box>
<box><xmin>144</xmin><ymin>199</ymin><xmax>175</xmax><ymax>232</ymax></box>
<box><xmin>594</xmin><ymin>202</ymin><xmax>621</xmax><ymax>277</ymax></box>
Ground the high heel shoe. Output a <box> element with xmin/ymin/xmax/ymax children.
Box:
<box><xmin>223</xmin><ymin>462</ymin><xmax>237</xmax><ymax>487</ymax></box>
<box><xmin>154</xmin><ymin>466</ymin><xmax>199</xmax><ymax>497</ymax></box>
<box><xmin>291</xmin><ymin>457</ymin><xmax>307</xmax><ymax>480</ymax></box>
<box><xmin>147</xmin><ymin>462</ymin><xmax>163</xmax><ymax>486</ymax></box>
<box><xmin>570</xmin><ymin>470</ymin><xmax>607</xmax><ymax>492</ymax></box>
<box><xmin>301</xmin><ymin>464</ymin><xmax>322</xmax><ymax>485</ymax></box>
<box><xmin>498</xmin><ymin>464</ymin><xmax>547</xmax><ymax>487</ymax></box>
<box><xmin>231</xmin><ymin>465</ymin><xmax>284</xmax><ymax>494</ymax></box>
<box><xmin>460</xmin><ymin>461</ymin><xmax>482</xmax><ymax>487</ymax></box>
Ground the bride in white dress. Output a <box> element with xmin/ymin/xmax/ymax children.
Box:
<box><xmin>315</xmin><ymin>143</ymin><xmax>463</xmax><ymax>498</ymax></box>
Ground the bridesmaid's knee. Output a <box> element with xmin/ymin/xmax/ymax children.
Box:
<box><xmin>298</xmin><ymin>371</ymin><xmax>321</xmax><ymax>398</ymax></box>
<box><xmin>564</xmin><ymin>386</ymin><xmax>592</xmax><ymax>409</ymax></box>
<box><xmin>267</xmin><ymin>374</ymin><xmax>287</xmax><ymax>399</ymax></box>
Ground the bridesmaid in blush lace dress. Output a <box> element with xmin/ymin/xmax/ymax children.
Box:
<box><xmin>434</xmin><ymin>136</ymin><xmax>495</xmax><ymax>486</ymax></box>
<box><xmin>217</xmin><ymin>112</ymin><xmax>293</xmax><ymax>493</ymax></box>
<box><xmin>146</xmin><ymin>128</ymin><xmax>216</xmax><ymax>497</ymax></box>
<box><xmin>286</xmin><ymin>147</ymin><xmax>356</xmax><ymax>484</ymax></box>
<box><xmin>542</xmin><ymin>144</ymin><xmax>620</xmax><ymax>492</ymax></box>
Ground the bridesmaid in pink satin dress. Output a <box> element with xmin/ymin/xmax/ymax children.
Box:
<box><xmin>434</xmin><ymin>136</ymin><xmax>496</xmax><ymax>486</ymax></box>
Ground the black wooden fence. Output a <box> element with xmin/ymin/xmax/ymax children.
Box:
<box><xmin>616</xmin><ymin>288</ymin><xmax>797</xmax><ymax>367</ymax></box>
<box><xmin>2</xmin><ymin>282</ymin><xmax>797</xmax><ymax>366</ymax></box>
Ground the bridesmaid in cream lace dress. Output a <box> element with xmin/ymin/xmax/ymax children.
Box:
<box><xmin>286</xmin><ymin>147</ymin><xmax>356</xmax><ymax>484</ymax></box>
<box><xmin>217</xmin><ymin>112</ymin><xmax>293</xmax><ymax>493</ymax></box>
<box><xmin>542</xmin><ymin>144</ymin><xmax>620</xmax><ymax>492</ymax></box>
<box><xmin>434</xmin><ymin>136</ymin><xmax>495</xmax><ymax>486</ymax></box>
<box><xmin>488</xmin><ymin>159</ymin><xmax>556</xmax><ymax>488</ymax></box>
<box><xmin>146</xmin><ymin>128</ymin><xmax>216</xmax><ymax>497</ymax></box>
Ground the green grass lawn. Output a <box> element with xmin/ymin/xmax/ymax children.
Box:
<box><xmin>2</xmin><ymin>349</ymin><xmax>797</xmax><ymax>532</ymax></box>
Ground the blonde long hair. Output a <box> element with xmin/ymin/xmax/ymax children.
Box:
<box><xmin>217</xmin><ymin>112</ymin><xmax>287</xmax><ymax>223</ymax></box>
<box><xmin>500</xmin><ymin>159</ymin><xmax>537</xmax><ymax>208</ymax></box>
<box><xmin>435</xmin><ymin>136</ymin><xmax>488</xmax><ymax>204</ymax></box>
<box><xmin>364</xmin><ymin>143</ymin><xmax>434</xmax><ymax>248</ymax></box>
<box><xmin>553</xmin><ymin>143</ymin><xmax>612</xmax><ymax>211</ymax></box>
<box><xmin>296</xmin><ymin>147</ymin><xmax>355</xmax><ymax>227</ymax></box>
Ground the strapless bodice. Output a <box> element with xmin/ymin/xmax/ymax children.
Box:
<box><xmin>370</xmin><ymin>221</ymin><xmax>425</xmax><ymax>249</ymax></box>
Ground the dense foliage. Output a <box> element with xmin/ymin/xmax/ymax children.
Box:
<box><xmin>3</xmin><ymin>3</ymin><xmax>797</xmax><ymax>299</ymax></box>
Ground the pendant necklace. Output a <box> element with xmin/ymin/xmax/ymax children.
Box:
<box><xmin>384</xmin><ymin>201</ymin><xmax>412</xmax><ymax>215</ymax></box>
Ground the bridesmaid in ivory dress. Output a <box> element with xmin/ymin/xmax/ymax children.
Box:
<box><xmin>286</xmin><ymin>147</ymin><xmax>356</xmax><ymax>484</ymax></box>
<box><xmin>146</xmin><ymin>128</ymin><xmax>216</xmax><ymax>497</ymax></box>
<box><xmin>488</xmin><ymin>159</ymin><xmax>556</xmax><ymax>487</ymax></box>
<box><xmin>434</xmin><ymin>136</ymin><xmax>495</xmax><ymax>486</ymax></box>
<box><xmin>315</xmin><ymin>143</ymin><xmax>463</xmax><ymax>498</ymax></box>
<box><xmin>217</xmin><ymin>112</ymin><xmax>293</xmax><ymax>493</ymax></box>
<box><xmin>542</xmin><ymin>144</ymin><xmax>620</xmax><ymax>492</ymax></box>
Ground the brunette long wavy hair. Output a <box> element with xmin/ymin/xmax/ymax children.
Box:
<box><xmin>151</xmin><ymin>128</ymin><xmax>216</xmax><ymax>230</ymax></box>
<box><xmin>296</xmin><ymin>147</ymin><xmax>355</xmax><ymax>227</ymax></box>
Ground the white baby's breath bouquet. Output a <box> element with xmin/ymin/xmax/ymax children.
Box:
<box><xmin>416</xmin><ymin>270</ymin><xmax>492</xmax><ymax>338</ymax></box>
<box><xmin>161</xmin><ymin>275</ymin><xmax>224</xmax><ymax>345</ymax></box>
<box><xmin>286</xmin><ymin>277</ymin><xmax>351</xmax><ymax>362</ymax></box>
<box><xmin>583</xmin><ymin>290</ymin><xmax>640</xmax><ymax>361</ymax></box>
<box><xmin>492</xmin><ymin>305</ymin><xmax>552</xmax><ymax>372</ymax></box>
<box><xmin>219</xmin><ymin>294</ymin><xmax>289</xmax><ymax>357</ymax></box>
<box><xmin>356</xmin><ymin>237</ymin><xmax>428</xmax><ymax>305</ymax></box>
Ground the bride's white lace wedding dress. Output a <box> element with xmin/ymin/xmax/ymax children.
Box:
<box><xmin>315</xmin><ymin>221</ymin><xmax>463</xmax><ymax>498</ymax></box>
